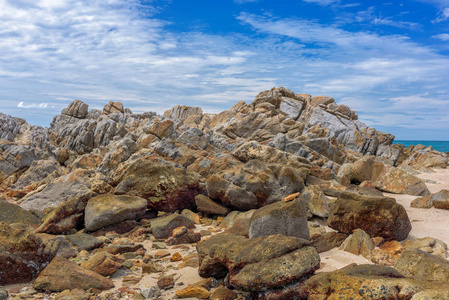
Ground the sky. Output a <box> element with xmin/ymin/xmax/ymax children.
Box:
<box><xmin>0</xmin><ymin>0</ymin><xmax>449</xmax><ymax>140</ymax></box>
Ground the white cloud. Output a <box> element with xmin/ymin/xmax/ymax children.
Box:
<box><xmin>434</xmin><ymin>7</ymin><xmax>449</xmax><ymax>22</ymax></box>
<box><xmin>18</xmin><ymin>102</ymin><xmax>48</xmax><ymax>109</ymax></box>
<box><xmin>302</xmin><ymin>0</ymin><xmax>340</xmax><ymax>6</ymax></box>
<box><xmin>433</xmin><ymin>33</ymin><xmax>449</xmax><ymax>41</ymax></box>
<box><xmin>234</xmin><ymin>0</ymin><xmax>258</xmax><ymax>3</ymax></box>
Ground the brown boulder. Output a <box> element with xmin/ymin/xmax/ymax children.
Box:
<box><xmin>114</xmin><ymin>160</ymin><xmax>200</xmax><ymax>212</ymax></box>
<box><xmin>80</xmin><ymin>251</ymin><xmax>122</xmax><ymax>276</ymax></box>
<box><xmin>327</xmin><ymin>190</ymin><xmax>411</xmax><ymax>241</ymax></box>
<box><xmin>33</xmin><ymin>257</ymin><xmax>114</xmax><ymax>292</ymax></box>
<box><xmin>166</xmin><ymin>226</ymin><xmax>201</xmax><ymax>245</ymax></box>
<box><xmin>195</xmin><ymin>194</ymin><xmax>229</xmax><ymax>215</ymax></box>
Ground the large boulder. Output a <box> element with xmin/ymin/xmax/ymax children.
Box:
<box><xmin>0</xmin><ymin>222</ymin><xmax>53</xmax><ymax>284</ymax></box>
<box><xmin>0</xmin><ymin>144</ymin><xmax>37</xmax><ymax>184</ymax></box>
<box><xmin>307</xmin><ymin>264</ymin><xmax>449</xmax><ymax>299</ymax></box>
<box><xmin>248</xmin><ymin>197</ymin><xmax>309</xmax><ymax>240</ymax></box>
<box><xmin>80</xmin><ymin>251</ymin><xmax>122</xmax><ymax>276</ymax></box>
<box><xmin>33</xmin><ymin>257</ymin><xmax>114</xmax><ymax>292</ymax></box>
<box><xmin>84</xmin><ymin>194</ymin><xmax>147</xmax><ymax>232</ymax></box>
<box><xmin>19</xmin><ymin>169</ymin><xmax>94</xmax><ymax>211</ymax></box>
<box><xmin>0</xmin><ymin>201</ymin><xmax>41</xmax><ymax>227</ymax></box>
<box><xmin>114</xmin><ymin>160</ymin><xmax>200</xmax><ymax>212</ymax></box>
<box><xmin>300</xmin><ymin>185</ymin><xmax>329</xmax><ymax>217</ymax></box>
<box><xmin>327</xmin><ymin>190</ymin><xmax>411</xmax><ymax>241</ymax></box>
<box><xmin>431</xmin><ymin>189</ymin><xmax>449</xmax><ymax>210</ymax></box>
<box><xmin>36</xmin><ymin>194</ymin><xmax>92</xmax><ymax>234</ymax></box>
<box><xmin>395</xmin><ymin>249</ymin><xmax>449</xmax><ymax>281</ymax></box>
<box><xmin>403</xmin><ymin>148</ymin><xmax>448</xmax><ymax>169</ymax></box>
<box><xmin>338</xmin><ymin>155</ymin><xmax>429</xmax><ymax>196</ymax></box>
<box><xmin>197</xmin><ymin>233</ymin><xmax>320</xmax><ymax>295</ymax></box>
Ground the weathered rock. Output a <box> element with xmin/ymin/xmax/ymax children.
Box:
<box><xmin>370</xmin><ymin>240</ymin><xmax>404</xmax><ymax>266</ymax></box>
<box><xmin>248</xmin><ymin>197</ymin><xmax>309</xmax><ymax>240</ymax></box>
<box><xmin>404</xmin><ymin>149</ymin><xmax>448</xmax><ymax>169</ymax></box>
<box><xmin>338</xmin><ymin>155</ymin><xmax>430</xmax><ymax>196</ymax></box>
<box><xmin>339</xmin><ymin>229</ymin><xmax>375</xmax><ymax>259</ymax></box>
<box><xmin>104</xmin><ymin>244</ymin><xmax>144</xmax><ymax>255</ymax></box>
<box><xmin>61</xmin><ymin>100</ymin><xmax>89</xmax><ymax>119</ymax></box>
<box><xmin>301</xmin><ymin>185</ymin><xmax>329</xmax><ymax>217</ymax></box>
<box><xmin>0</xmin><ymin>222</ymin><xmax>48</xmax><ymax>284</ymax></box>
<box><xmin>327</xmin><ymin>190</ymin><xmax>411</xmax><ymax>241</ymax></box>
<box><xmin>395</xmin><ymin>249</ymin><xmax>449</xmax><ymax>281</ymax></box>
<box><xmin>55</xmin><ymin>288</ymin><xmax>90</xmax><ymax>300</ymax></box>
<box><xmin>307</xmin><ymin>264</ymin><xmax>421</xmax><ymax>299</ymax></box>
<box><xmin>81</xmin><ymin>251</ymin><xmax>122</xmax><ymax>276</ymax></box>
<box><xmin>411</xmin><ymin>194</ymin><xmax>433</xmax><ymax>208</ymax></box>
<box><xmin>20</xmin><ymin>170</ymin><xmax>94</xmax><ymax>211</ymax></box>
<box><xmin>0</xmin><ymin>201</ymin><xmax>41</xmax><ymax>227</ymax></box>
<box><xmin>166</xmin><ymin>226</ymin><xmax>201</xmax><ymax>245</ymax></box>
<box><xmin>195</xmin><ymin>194</ymin><xmax>230</xmax><ymax>215</ymax></box>
<box><xmin>175</xmin><ymin>286</ymin><xmax>210</xmax><ymax>299</ymax></box>
<box><xmin>224</xmin><ymin>210</ymin><xmax>255</xmax><ymax>237</ymax></box>
<box><xmin>65</xmin><ymin>233</ymin><xmax>103</xmax><ymax>252</ymax></box>
<box><xmin>210</xmin><ymin>286</ymin><xmax>237</xmax><ymax>300</ymax></box>
<box><xmin>114</xmin><ymin>160</ymin><xmax>200</xmax><ymax>212</ymax></box>
<box><xmin>33</xmin><ymin>257</ymin><xmax>114</xmax><ymax>291</ymax></box>
<box><xmin>402</xmin><ymin>237</ymin><xmax>448</xmax><ymax>258</ymax></box>
<box><xmin>150</xmin><ymin>214</ymin><xmax>195</xmax><ymax>239</ymax></box>
<box><xmin>0</xmin><ymin>144</ymin><xmax>37</xmax><ymax>183</ymax></box>
<box><xmin>84</xmin><ymin>194</ymin><xmax>147</xmax><ymax>231</ymax></box>
<box><xmin>311</xmin><ymin>232</ymin><xmax>348</xmax><ymax>253</ymax></box>
<box><xmin>157</xmin><ymin>274</ymin><xmax>176</xmax><ymax>290</ymax></box>
<box><xmin>197</xmin><ymin>234</ymin><xmax>320</xmax><ymax>292</ymax></box>
<box><xmin>431</xmin><ymin>189</ymin><xmax>449</xmax><ymax>210</ymax></box>
<box><xmin>36</xmin><ymin>194</ymin><xmax>91</xmax><ymax>234</ymax></box>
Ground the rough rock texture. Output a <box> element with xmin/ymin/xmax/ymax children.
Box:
<box><xmin>327</xmin><ymin>190</ymin><xmax>412</xmax><ymax>241</ymax></box>
<box><xmin>61</xmin><ymin>100</ymin><xmax>89</xmax><ymax>119</ymax></box>
<box><xmin>0</xmin><ymin>222</ymin><xmax>47</xmax><ymax>284</ymax></box>
<box><xmin>338</xmin><ymin>156</ymin><xmax>429</xmax><ymax>196</ymax></box>
<box><xmin>150</xmin><ymin>214</ymin><xmax>195</xmax><ymax>239</ymax></box>
<box><xmin>0</xmin><ymin>201</ymin><xmax>41</xmax><ymax>227</ymax></box>
<box><xmin>84</xmin><ymin>194</ymin><xmax>147</xmax><ymax>231</ymax></box>
<box><xmin>114</xmin><ymin>159</ymin><xmax>200</xmax><ymax>212</ymax></box>
<box><xmin>307</xmin><ymin>264</ymin><xmax>449</xmax><ymax>299</ymax></box>
<box><xmin>166</xmin><ymin>226</ymin><xmax>201</xmax><ymax>245</ymax></box>
<box><xmin>19</xmin><ymin>170</ymin><xmax>94</xmax><ymax>211</ymax></box>
<box><xmin>197</xmin><ymin>234</ymin><xmax>320</xmax><ymax>293</ymax></box>
<box><xmin>339</xmin><ymin>229</ymin><xmax>375</xmax><ymax>259</ymax></box>
<box><xmin>431</xmin><ymin>189</ymin><xmax>449</xmax><ymax>210</ymax></box>
<box><xmin>395</xmin><ymin>249</ymin><xmax>449</xmax><ymax>281</ymax></box>
<box><xmin>402</xmin><ymin>237</ymin><xmax>448</xmax><ymax>258</ymax></box>
<box><xmin>195</xmin><ymin>194</ymin><xmax>230</xmax><ymax>215</ymax></box>
<box><xmin>403</xmin><ymin>148</ymin><xmax>448</xmax><ymax>169</ymax></box>
<box><xmin>300</xmin><ymin>185</ymin><xmax>329</xmax><ymax>217</ymax></box>
<box><xmin>81</xmin><ymin>251</ymin><xmax>122</xmax><ymax>275</ymax></box>
<box><xmin>248</xmin><ymin>197</ymin><xmax>309</xmax><ymax>240</ymax></box>
<box><xmin>33</xmin><ymin>257</ymin><xmax>114</xmax><ymax>292</ymax></box>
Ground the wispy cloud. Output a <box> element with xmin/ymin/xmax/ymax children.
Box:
<box><xmin>18</xmin><ymin>102</ymin><xmax>48</xmax><ymax>109</ymax></box>
<box><xmin>234</xmin><ymin>0</ymin><xmax>258</xmax><ymax>3</ymax></box>
<box><xmin>302</xmin><ymin>0</ymin><xmax>340</xmax><ymax>6</ymax></box>
<box><xmin>433</xmin><ymin>33</ymin><xmax>449</xmax><ymax>41</ymax></box>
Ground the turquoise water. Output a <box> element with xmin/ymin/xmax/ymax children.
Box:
<box><xmin>394</xmin><ymin>140</ymin><xmax>449</xmax><ymax>153</ymax></box>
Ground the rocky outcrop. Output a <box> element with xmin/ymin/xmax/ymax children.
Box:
<box><xmin>395</xmin><ymin>249</ymin><xmax>449</xmax><ymax>281</ymax></box>
<box><xmin>197</xmin><ymin>234</ymin><xmax>320</xmax><ymax>296</ymax></box>
<box><xmin>338</xmin><ymin>155</ymin><xmax>430</xmax><ymax>196</ymax></box>
<box><xmin>327</xmin><ymin>190</ymin><xmax>411</xmax><ymax>241</ymax></box>
<box><xmin>61</xmin><ymin>100</ymin><xmax>89</xmax><ymax>119</ymax></box>
<box><xmin>0</xmin><ymin>201</ymin><xmax>41</xmax><ymax>227</ymax></box>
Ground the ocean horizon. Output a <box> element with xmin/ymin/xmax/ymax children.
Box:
<box><xmin>394</xmin><ymin>140</ymin><xmax>449</xmax><ymax>153</ymax></box>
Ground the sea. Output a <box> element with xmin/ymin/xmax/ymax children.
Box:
<box><xmin>394</xmin><ymin>140</ymin><xmax>449</xmax><ymax>153</ymax></box>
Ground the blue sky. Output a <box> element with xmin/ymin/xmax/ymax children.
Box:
<box><xmin>1</xmin><ymin>0</ymin><xmax>448</xmax><ymax>140</ymax></box>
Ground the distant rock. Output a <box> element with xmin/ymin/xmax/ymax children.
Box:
<box><xmin>61</xmin><ymin>100</ymin><xmax>89</xmax><ymax>119</ymax></box>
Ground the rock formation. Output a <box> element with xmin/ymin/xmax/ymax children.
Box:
<box><xmin>0</xmin><ymin>87</ymin><xmax>448</xmax><ymax>298</ymax></box>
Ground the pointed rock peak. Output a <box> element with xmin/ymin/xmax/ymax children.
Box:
<box><xmin>163</xmin><ymin>105</ymin><xmax>203</xmax><ymax>121</ymax></box>
<box><xmin>62</xmin><ymin>99</ymin><xmax>89</xmax><ymax>119</ymax></box>
<box><xmin>103</xmin><ymin>101</ymin><xmax>131</xmax><ymax>115</ymax></box>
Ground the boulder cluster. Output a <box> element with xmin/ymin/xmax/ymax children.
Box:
<box><xmin>1</xmin><ymin>87</ymin><xmax>448</xmax><ymax>299</ymax></box>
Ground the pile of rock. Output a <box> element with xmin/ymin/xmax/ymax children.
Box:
<box><xmin>1</xmin><ymin>87</ymin><xmax>448</xmax><ymax>299</ymax></box>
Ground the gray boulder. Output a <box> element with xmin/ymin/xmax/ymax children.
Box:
<box><xmin>85</xmin><ymin>194</ymin><xmax>147</xmax><ymax>231</ymax></box>
<box><xmin>150</xmin><ymin>214</ymin><xmax>195</xmax><ymax>239</ymax></box>
<box><xmin>249</xmin><ymin>197</ymin><xmax>309</xmax><ymax>240</ymax></box>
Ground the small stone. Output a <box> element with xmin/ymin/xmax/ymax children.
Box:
<box><xmin>171</xmin><ymin>252</ymin><xmax>183</xmax><ymax>262</ymax></box>
<box><xmin>157</xmin><ymin>274</ymin><xmax>176</xmax><ymax>290</ymax></box>
<box><xmin>200</xmin><ymin>230</ymin><xmax>212</xmax><ymax>237</ymax></box>
<box><xmin>284</xmin><ymin>192</ymin><xmax>300</xmax><ymax>202</ymax></box>
<box><xmin>55</xmin><ymin>288</ymin><xmax>90</xmax><ymax>300</ymax></box>
<box><xmin>122</xmin><ymin>275</ymin><xmax>142</xmax><ymax>285</ymax></box>
<box><xmin>154</xmin><ymin>250</ymin><xmax>170</xmax><ymax>258</ymax></box>
<box><xmin>142</xmin><ymin>261</ymin><xmax>164</xmax><ymax>274</ymax></box>
<box><xmin>152</xmin><ymin>242</ymin><xmax>166</xmax><ymax>249</ymax></box>
<box><xmin>175</xmin><ymin>286</ymin><xmax>210</xmax><ymax>299</ymax></box>
<box><xmin>210</xmin><ymin>286</ymin><xmax>237</xmax><ymax>300</ymax></box>
<box><xmin>139</xmin><ymin>286</ymin><xmax>161</xmax><ymax>299</ymax></box>
<box><xmin>178</xmin><ymin>253</ymin><xmax>199</xmax><ymax>268</ymax></box>
<box><xmin>122</xmin><ymin>259</ymin><xmax>134</xmax><ymax>269</ymax></box>
<box><xmin>372</xmin><ymin>237</ymin><xmax>385</xmax><ymax>247</ymax></box>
